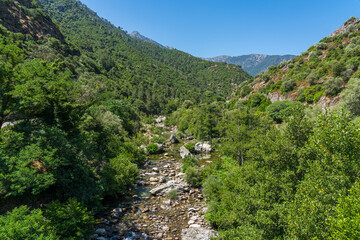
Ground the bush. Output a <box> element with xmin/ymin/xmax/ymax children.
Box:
<box><xmin>184</xmin><ymin>142</ymin><xmax>196</xmax><ymax>153</ymax></box>
<box><xmin>340</xmin><ymin>78</ymin><xmax>360</xmax><ymax>115</ymax></box>
<box><xmin>181</xmin><ymin>155</ymin><xmax>198</xmax><ymax>172</ymax></box>
<box><xmin>45</xmin><ymin>198</ymin><xmax>95</xmax><ymax>239</ymax></box>
<box><xmin>239</xmin><ymin>85</ymin><xmax>253</xmax><ymax>98</ymax></box>
<box><xmin>167</xmin><ymin>189</ymin><xmax>178</xmax><ymax>200</ymax></box>
<box><xmin>0</xmin><ymin>206</ymin><xmax>57</xmax><ymax>240</ymax></box>
<box><xmin>266</xmin><ymin>100</ymin><xmax>303</xmax><ymax>123</ymax></box>
<box><xmin>152</xmin><ymin>135</ymin><xmax>165</xmax><ymax>144</ymax></box>
<box><xmin>324</xmin><ymin>77</ymin><xmax>344</xmax><ymax>96</ymax></box>
<box><xmin>281</xmin><ymin>79</ymin><xmax>297</xmax><ymax>93</ymax></box>
<box><xmin>146</xmin><ymin>143</ymin><xmax>159</xmax><ymax>154</ymax></box>
<box><xmin>185</xmin><ymin>166</ymin><xmax>202</xmax><ymax>187</ymax></box>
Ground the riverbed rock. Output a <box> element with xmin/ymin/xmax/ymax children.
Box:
<box><xmin>155</xmin><ymin>116</ymin><xmax>166</xmax><ymax>123</ymax></box>
<box><xmin>169</xmin><ymin>134</ymin><xmax>179</xmax><ymax>143</ymax></box>
<box><xmin>181</xmin><ymin>227</ymin><xmax>217</xmax><ymax>240</ymax></box>
<box><xmin>150</xmin><ymin>179</ymin><xmax>189</xmax><ymax>196</ymax></box>
<box><xmin>95</xmin><ymin>228</ymin><xmax>106</xmax><ymax>236</ymax></box>
<box><xmin>180</xmin><ymin>146</ymin><xmax>192</xmax><ymax>159</ymax></box>
<box><xmin>195</xmin><ymin>142</ymin><xmax>212</xmax><ymax>153</ymax></box>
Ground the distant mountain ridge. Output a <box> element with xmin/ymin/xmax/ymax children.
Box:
<box><xmin>206</xmin><ymin>54</ymin><xmax>296</xmax><ymax>76</ymax></box>
<box><xmin>130</xmin><ymin>31</ymin><xmax>173</xmax><ymax>49</ymax></box>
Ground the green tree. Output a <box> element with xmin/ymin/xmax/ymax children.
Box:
<box><xmin>0</xmin><ymin>206</ymin><xmax>57</xmax><ymax>240</ymax></box>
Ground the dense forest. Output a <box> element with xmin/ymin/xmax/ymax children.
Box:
<box><xmin>1</xmin><ymin>0</ymin><xmax>360</xmax><ymax>239</ymax></box>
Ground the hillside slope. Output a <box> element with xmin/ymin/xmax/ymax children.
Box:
<box><xmin>238</xmin><ymin>17</ymin><xmax>360</xmax><ymax>109</ymax></box>
<box><xmin>36</xmin><ymin>0</ymin><xmax>251</xmax><ymax>108</ymax></box>
<box><xmin>207</xmin><ymin>54</ymin><xmax>295</xmax><ymax>76</ymax></box>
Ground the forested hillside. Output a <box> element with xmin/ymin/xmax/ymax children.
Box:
<box><xmin>239</xmin><ymin>17</ymin><xmax>360</xmax><ymax>109</ymax></box>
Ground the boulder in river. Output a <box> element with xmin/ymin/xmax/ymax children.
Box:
<box><xmin>169</xmin><ymin>134</ymin><xmax>179</xmax><ymax>143</ymax></box>
<box><xmin>195</xmin><ymin>142</ymin><xmax>212</xmax><ymax>153</ymax></box>
<box><xmin>180</xmin><ymin>146</ymin><xmax>192</xmax><ymax>159</ymax></box>
<box><xmin>150</xmin><ymin>179</ymin><xmax>189</xmax><ymax>196</ymax></box>
<box><xmin>181</xmin><ymin>227</ymin><xmax>218</xmax><ymax>240</ymax></box>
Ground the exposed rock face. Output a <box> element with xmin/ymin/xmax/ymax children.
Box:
<box><xmin>169</xmin><ymin>134</ymin><xmax>179</xmax><ymax>143</ymax></box>
<box><xmin>195</xmin><ymin>142</ymin><xmax>212</xmax><ymax>153</ymax></box>
<box><xmin>330</xmin><ymin>17</ymin><xmax>360</xmax><ymax>37</ymax></box>
<box><xmin>180</xmin><ymin>146</ymin><xmax>192</xmax><ymax>159</ymax></box>
<box><xmin>181</xmin><ymin>227</ymin><xmax>218</xmax><ymax>240</ymax></box>
<box><xmin>0</xmin><ymin>0</ymin><xmax>65</xmax><ymax>42</ymax></box>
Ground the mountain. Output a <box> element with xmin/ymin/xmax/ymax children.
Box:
<box><xmin>206</xmin><ymin>54</ymin><xmax>296</xmax><ymax>76</ymax></box>
<box><xmin>236</xmin><ymin>17</ymin><xmax>360</xmax><ymax>109</ymax></box>
<box><xmin>130</xmin><ymin>30</ymin><xmax>171</xmax><ymax>49</ymax></box>
<box><xmin>35</xmin><ymin>0</ymin><xmax>251</xmax><ymax>108</ymax></box>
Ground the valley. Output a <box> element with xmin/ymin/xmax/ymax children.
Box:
<box><xmin>1</xmin><ymin>0</ymin><xmax>360</xmax><ymax>240</ymax></box>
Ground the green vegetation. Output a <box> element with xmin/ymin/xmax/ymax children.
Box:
<box><xmin>1</xmin><ymin>1</ymin><xmax>360</xmax><ymax>239</ymax></box>
<box><xmin>146</xmin><ymin>143</ymin><xmax>159</xmax><ymax>154</ymax></box>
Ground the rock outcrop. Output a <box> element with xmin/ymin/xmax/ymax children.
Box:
<box><xmin>195</xmin><ymin>142</ymin><xmax>212</xmax><ymax>153</ymax></box>
<box><xmin>182</xmin><ymin>227</ymin><xmax>218</xmax><ymax>240</ymax></box>
<box><xmin>169</xmin><ymin>134</ymin><xmax>179</xmax><ymax>143</ymax></box>
<box><xmin>180</xmin><ymin>146</ymin><xmax>192</xmax><ymax>159</ymax></box>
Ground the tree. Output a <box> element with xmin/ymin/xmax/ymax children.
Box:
<box><xmin>340</xmin><ymin>78</ymin><xmax>360</xmax><ymax>115</ymax></box>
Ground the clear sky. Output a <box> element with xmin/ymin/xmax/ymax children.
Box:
<box><xmin>80</xmin><ymin>0</ymin><xmax>360</xmax><ymax>58</ymax></box>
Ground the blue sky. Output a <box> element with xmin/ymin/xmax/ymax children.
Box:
<box><xmin>80</xmin><ymin>0</ymin><xmax>360</xmax><ymax>58</ymax></box>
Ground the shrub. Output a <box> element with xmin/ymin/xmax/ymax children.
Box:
<box><xmin>45</xmin><ymin>199</ymin><xmax>95</xmax><ymax>239</ymax></box>
<box><xmin>340</xmin><ymin>78</ymin><xmax>360</xmax><ymax>115</ymax></box>
<box><xmin>146</xmin><ymin>143</ymin><xmax>159</xmax><ymax>154</ymax></box>
<box><xmin>181</xmin><ymin>155</ymin><xmax>198</xmax><ymax>172</ymax></box>
<box><xmin>167</xmin><ymin>189</ymin><xmax>178</xmax><ymax>200</ymax></box>
<box><xmin>185</xmin><ymin>166</ymin><xmax>202</xmax><ymax>187</ymax></box>
<box><xmin>281</xmin><ymin>79</ymin><xmax>297</xmax><ymax>93</ymax></box>
<box><xmin>102</xmin><ymin>153</ymin><xmax>139</xmax><ymax>196</ymax></box>
<box><xmin>184</xmin><ymin>142</ymin><xmax>196</xmax><ymax>153</ymax></box>
<box><xmin>266</xmin><ymin>100</ymin><xmax>303</xmax><ymax>123</ymax></box>
<box><xmin>0</xmin><ymin>206</ymin><xmax>57</xmax><ymax>240</ymax></box>
<box><xmin>323</xmin><ymin>77</ymin><xmax>344</xmax><ymax>96</ymax></box>
<box><xmin>152</xmin><ymin>135</ymin><xmax>165</xmax><ymax>144</ymax></box>
<box><xmin>239</xmin><ymin>85</ymin><xmax>253</xmax><ymax>98</ymax></box>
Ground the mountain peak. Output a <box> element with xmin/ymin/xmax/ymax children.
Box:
<box><xmin>130</xmin><ymin>30</ymin><xmax>166</xmax><ymax>48</ymax></box>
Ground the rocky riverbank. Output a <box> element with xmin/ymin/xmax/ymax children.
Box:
<box><xmin>92</xmin><ymin>126</ymin><xmax>217</xmax><ymax>240</ymax></box>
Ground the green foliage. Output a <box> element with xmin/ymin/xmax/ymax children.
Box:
<box><xmin>281</xmin><ymin>78</ymin><xmax>296</xmax><ymax>93</ymax></box>
<box><xmin>265</xmin><ymin>100</ymin><xmax>303</xmax><ymax>123</ymax></box>
<box><xmin>323</xmin><ymin>77</ymin><xmax>344</xmax><ymax>96</ymax></box>
<box><xmin>103</xmin><ymin>154</ymin><xmax>139</xmax><ymax>195</ymax></box>
<box><xmin>239</xmin><ymin>85</ymin><xmax>253</xmax><ymax>97</ymax></box>
<box><xmin>167</xmin><ymin>189</ymin><xmax>178</xmax><ymax>200</ymax></box>
<box><xmin>184</xmin><ymin>166</ymin><xmax>202</xmax><ymax>187</ymax></box>
<box><xmin>146</xmin><ymin>143</ymin><xmax>159</xmax><ymax>154</ymax></box>
<box><xmin>0</xmin><ymin>206</ymin><xmax>57</xmax><ymax>240</ymax></box>
<box><xmin>152</xmin><ymin>135</ymin><xmax>165</xmax><ymax>144</ymax></box>
<box><xmin>181</xmin><ymin>155</ymin><xmax>198</xmax><ymax>173</ymax></box>
<box><xmin>328</xmin><ymin>181</ymin><xmax>360</xmax><ymax>239</ymax></box>
<box><xmin>184</xmin><ymin>142</ymin><xmax>196</xmax><ymax>153</ymax></box>
<box><xmin>44</xmin><ymin>199</ymin><xmax>95</xmax><ymax>239</ymax></box>
<box><xmin>286</xmin><ymin>109</ymin><xmax>360</xmax><ymax>239</ymax></box>
<box><xmin>340</xmin><ymin>78</ymin><xmax>360</xmax><ymax>115</ymax></box>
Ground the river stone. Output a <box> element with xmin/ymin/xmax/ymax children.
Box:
<box><xmin>155</xmin><ymin>116</ymin><xmax>166</xmax><ymax>123</ymax></box>
<box><xmin>180</xmin><ymin>146</ymin><xmax>192</xmax><ymax>159</ymax></box>
<box><xmin>182</xmin><ymin>227</ymin><xmax>217</xmax><ymax>240</ymax></box>
<box><xmin>150</xmin><ymin>179</ymin><xmax>189</xmax><ymax>195</ymax></box>
<box><xmin>195</xmin><ymin>142</ymin><xmax>212</xmax><ymax>153</ymax></box>
<box><xmin>169</xmin><ymin>134</ymin><xmax>179</xmax><ymax>143</ymax></box>
<box><xmin>95</xmin><ymin>228</ymin><xmax>106</xmax><ymax>236</ymax></box>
